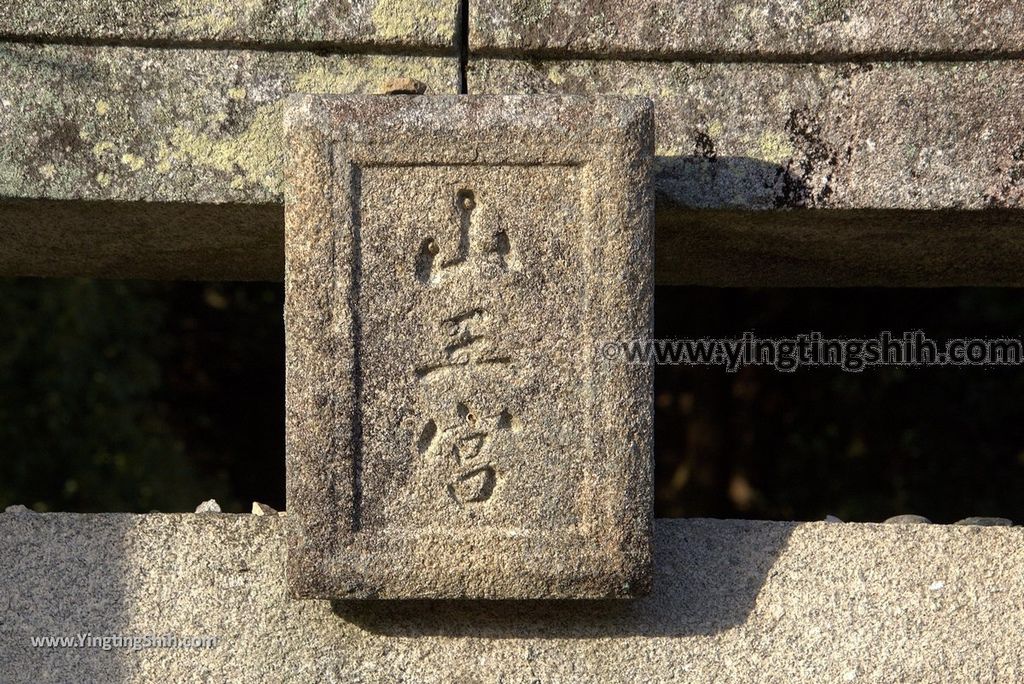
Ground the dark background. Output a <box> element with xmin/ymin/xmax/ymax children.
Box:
<box><xmin>2</xmin><ymin>279</ymin><xmax>1022</xmax><ymax>522</ymax></box>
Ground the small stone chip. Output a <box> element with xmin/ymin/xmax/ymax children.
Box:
<box><xmin>377</xmin><ymin>77</ymin><xmax>427</xmax><ymax>95</ymax></box>
<box><xmin>252</xmin><ymin>502</ymin><xmax>278</xmax><ymax>516</ymax></box>
<box><xmin>884</xmin><ymin>514</ymin><xmax>931</xmax><ymax>524</ymax></box>
<box><xmin>955</xmin><ymin>516</ymin><xmax>1013</xmax><ymax>526</ymax></box>
<box><xmin>4</xmin><ymin>504</ymin><xmax>31</xmax><ymax>514</ymax></box>
<box><xmin>824</xmin><ymin>514</ymin><xmax>843</xmax><ymax>523</ymax></box>
<box><xmin>195</xmin><ymin>499</ymin><xmax>222</xmax><ymax>514</ymax></box>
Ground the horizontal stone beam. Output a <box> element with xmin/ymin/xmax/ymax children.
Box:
<box><xmin>4</xmin><ymin>50</ymin><xmax>1019</xmax><ymax>211</ymax></box>
<box><xmin>656</xmin><ymin>208</ymin><xmax>1024</xmax><ymax>286</ymax></box>
<box><xmin>0</xmin><ymin>199</ymin><xmax>282</xmax><ymax>280</ymax></box>
<box><xmin>0</xmin><ymin>0</ymin><xmax>458</xmax><ymax>51</ymax></box>
<box><xmin>0</xmin><ymin>45</ymin><xmax>456</xmax><ymax>205</ymax></box>
<box><xmin>470</xmin><ymin>0</ymin><xmax>1024</xmax><ymax>60</ymax></box>
<box><xmin>468</xmin><ymin>59</ymin><xmax>1024</xmax><ymax>212</ymax></box>
<box><xmin>2</xmin><ymin>514</ymin><xmax>1023</xmax><ymax>681</ymax></box>
<box><xmin>5</xmin><ymin>200</ymin><xmax>1024</xmax><ymax>286</ymax></box>
<box><xmin>2</xmin><ymin>46</ymin><xmax>1023</xmax><ymax>284</ymax></box>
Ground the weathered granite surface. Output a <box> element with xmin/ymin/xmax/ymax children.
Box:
<box><xmin>2</xmin><ymin>514</ymin><xmax>1023</xmax><ymax>682</ymax></box>
<box><xmin>285</xmin><ymin>94</ymin><xmax>654</xmax><ymax>598</ymax></box>
<box><xmin>0</xmin><ymin>0</ymin><xmax>457</xmax><ymax>50</ymax></box>
<box><xmin>470</xmin><ymin>0</ymin><xmax>1024</xmax><ymax>58</ymax></box>
<box><xmin>1</xmin><ymin>32</ymin><xmax>1022</xmax><ymax>286</ymax></box>
<box><xmin>2</xmin><ymin>52</ymin><xmax>1023</xmax><ymax>285</ymax></box>
<box><xmin>6</xmin><ymin>49</ymin><xmax>1019</xmax><ymax>212</ymax></box>
<box><xmin>0</xmin><ymin>45</ymin><xmax>456</xmax><ymax>205</ymax></box>
<box><xmin>469</xmin><ymin>59</ymin><xmax>1024</xmax><ymax>211</ymax></box>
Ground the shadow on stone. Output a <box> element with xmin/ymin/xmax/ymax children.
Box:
<box><xmin>0</xmin><ymin>198</ymin><xmax>282</xmax><ymax>280</ymax></box>
<box><xmin>655</xmin><ymin>155</ymin><xmax>813</xmax><ymax>211</ymax></box>
<box><xmin>332</xmin><ymin>519</ymin><xmax>795</xmax><ymax>638</ymax></box>
<box><xmin>652</xmin><ymin>155</ymin><xmax>1024</xmax><ymax>287</ymax></box>
<box><xmin>0</xmin><ymin>512</ymin><xmax>133</xmax><ymax>679</ymax></box>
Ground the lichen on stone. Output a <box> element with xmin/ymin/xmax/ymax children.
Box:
<box><xmin>758</xmin><ymin>131</ymin><xmax>795</xmax><ymax>165</ymax></box>
<box><xmin>370</xmin><ymin>0</ymin><xmax>453</xmax><ymax>42</ymax></box>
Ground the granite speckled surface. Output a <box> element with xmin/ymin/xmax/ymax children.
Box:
<box><xmin>2</xmin><ymin>514</ymin><xmax>1023</xmax><ymax>682</ymax></box>
<box><xmin>0</xmin><ymin>45</ymin><xmax>456</xmax><ymax>204</ymax></box>
<box><xmin>284</xmin><ymin>94</ymin><xmax>654</xmax><ymax>598</ymax></box>
<box><xmin>0</xmin><ymin>0</ymin><xmax>458</xmax><ymax>50</ymax></box>
<box><xmin>2</xmin><ymin>9</ymin><xmax>1023</xmax><ymax>285</ymax></box>
<box><xmin>469</xmin><ymin>59</ymin><xmax>1024</xmax><ymax>211</ymax></box>
<box><xmin>470</xmin><ymin>0</ymin><xmax>1024</xmax><ymax>58</ymax></box>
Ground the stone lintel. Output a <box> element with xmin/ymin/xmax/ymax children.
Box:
<box><xmin>1</xmin><ymin>51</ymin><xmax>1023</xmax><ymax>285</ymax></box>
<box><xmin>468</xmin><ymin>59</ymin><xmax>1024</xmax><ymax>212</ymax></box>
<box><xmin>470</xmin><ymin>0</ymin><xmax>1024</xmax><ymax>59</ymax></box>
<box><xmin>0</xmin><ymin>45</ymin><xmax>457</xmax><ymax>205</ymax></box>
<box><xmin>3</xmin><ymin>202</ymin><xmax>1024</xmax><ymax>287</ymax></box>
<box><xmin>0</xmin><ymin>0</ymin><xmax>458</xmax><ymax>51</ymax></box>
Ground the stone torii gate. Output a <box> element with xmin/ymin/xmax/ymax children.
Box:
<box><xmin>2</xmin><ymin>1</ymin><xmax>1024</xmax><ymax>681</ymax></box>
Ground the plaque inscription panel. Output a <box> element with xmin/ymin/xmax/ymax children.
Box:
<box><xmin>285</xmin><ymin>95</ymin><xmax>654</xmax><ymax>599</ymax></box>
<box><xmin>360</xmin><ymin>163</ymin><xmax>586</xmax><ymax>533</ymax></box>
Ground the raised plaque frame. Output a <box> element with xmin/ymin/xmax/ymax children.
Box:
<box><xmin>284</xmin><ymin>94</ymin><xmax>653</xmax><ymax>599</ymax></box>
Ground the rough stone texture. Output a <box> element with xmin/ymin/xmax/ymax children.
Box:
<box><xmin>2</xmin><ymin>515</ymin><xmax>1024</xmax><ymax>682</ymax></box>
<box><xmin>2</xmin><ymin>46</ymin><xmax>1024</xmax><ymax>286</ymax></box>
<box><xmin>6</xmin><ymin>48</ymin><xmax>1023</xmax><ymax>213</ymax></box>
<box><xmin>252</xmin><ymin>502</ymin><xmax>278</xmax><ymax>516</ymax></box>
<box><xmin>284</xmin><ymin>94</ymin><xmax>654</xmax><ymax>599</ymax></box>
<box><xmin>194</xmin><ymin>499</ymin><xmax>222</xmax><ymax>513</ymax></box>
<box><xmin>470</xmin><ymin>0</ymin><xmax>1024</xmax><ymax>59</ymax></box>
<box><xmin>377</xmin><ymin>75</ymin><xmax>428</xmax><ymax>94</ymax></box>
<box><xmin>0</xmin><ymin>45</ymin><xmax>455</xmax><ymax>206</ymax></box>
<box><xmin>469</xmin><ymin>59</ymin><xmax>1024</xmax><ymax>212</ymax></box>
<box><xmin>0</xmin><ymin>0</ymin><xmax>457</xmax><ymax>50</ymax></box>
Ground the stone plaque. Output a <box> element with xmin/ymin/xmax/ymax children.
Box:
<box><xmin>284</xmin><ymin>94</ymin><xmax>653</xmax><ymax>599</ymax></box>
